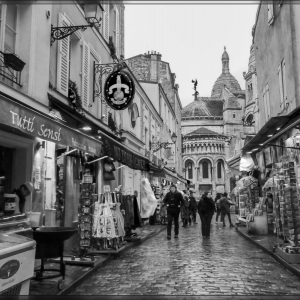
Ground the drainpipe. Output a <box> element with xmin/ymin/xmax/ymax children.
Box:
<box><xmin>290</xmin><ymin>4</ymin><xmax>300</xmax><ymax>107</ymax></box>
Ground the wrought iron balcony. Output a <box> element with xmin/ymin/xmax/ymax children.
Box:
<box><xmin>0</xmin><ymin>51</ymin><xmax>25</xmax><ymax>86</ymax></box>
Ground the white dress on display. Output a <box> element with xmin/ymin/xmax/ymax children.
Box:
<box><xmin>140</xmin><ymin>178</ymin><xmax>158</xmax><ymax>218</ymax></box>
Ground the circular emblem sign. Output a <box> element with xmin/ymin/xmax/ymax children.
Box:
<box><xmin>104</xmin><ymin>70</ymin><xmax>135</xmax><ymax>110</ymax></box>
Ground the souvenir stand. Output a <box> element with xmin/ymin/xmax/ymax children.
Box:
<box><xmin>269</xmin><ymin>155</ymin><xmax>300</xmax><ymax>263</ymax></box>
<box><xmin>237</xmin><ymin>176</ymin><xmax>268</xmax><ymax>234</ymax></box>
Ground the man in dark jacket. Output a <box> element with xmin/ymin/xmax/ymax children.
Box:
<box><xmin>219</xmin><ymin>192</ymin><xmax>235</xmax><ymax>227</ymax></box>
<box><xmin>189</xmin><ymin>190</ymin><xmax>198</xmax><ymax>224</ymax></box>
<box><xmin>198</xmin><ymin>191</ymin><xmax>216</xmax><ymax>239</ymax></box>
<box><xmin>163</xmin><ymin>184</ymin><xmax>184</xmax><ymax>240</ymax></box>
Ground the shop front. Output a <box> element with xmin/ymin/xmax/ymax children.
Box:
<box><xmin>241</xmin><ymin>112</ymin><xmax>300</xmax><ymax>262</ymax></box>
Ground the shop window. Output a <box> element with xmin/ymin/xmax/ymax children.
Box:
<box><xmin>202</xmin><ymin>161</ymin><xmax>209</xmax><ymax>179</ymax></box>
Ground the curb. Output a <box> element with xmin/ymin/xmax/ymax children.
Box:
<box><xmin>236</xmin><ymin>227</ymin><xmax>300</xmax><ymax>280</ymax></box>
<box><xmin>58</xmin><ymin>225</ymin><xmax>167</xmax><ymax>295</ymax></box>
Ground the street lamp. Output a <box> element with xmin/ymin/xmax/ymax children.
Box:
<box><xmin>51</xmin><ymin>4</ymin><xmax>102</xmax><ymax>45</ymax></box>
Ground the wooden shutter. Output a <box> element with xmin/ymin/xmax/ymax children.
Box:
<box><xmin>278</xmin><ymin>63</ymin><xmax>284</xmax><ymax>106</ymax></box>
<box><xmin>103</xmin><ymin>4</ymin><xmax>109</xmax><ymax>42</ymax></box>
<box><xmin>115</xmin><ymin>7</ymin><xmax>120</xmax><ymax>57</ymax></box>
<box><xmin>57</xmin><ymin>13</ymin><xmax>70</xmax><ymax>97</ymax></box>
<box><xmin>81</xmin><ymin>41</ymin><xmax>90</xmax><ymax>111</ymax></box>
<box><xmin>282</xmin><ymin>59</ymin><xmax>287</xmax><ymax>103</ymax></box>
<box><xmin>266</xmin><ymin>85</ymin><xmax>271</xmax><ymax>119</ymax></box>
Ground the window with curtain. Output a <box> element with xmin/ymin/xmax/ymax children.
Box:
<box><xmin>202</xmin><ymin>161</ymin><xmax>208</xmax><ymax>178</ymax></box>
<box><xmin>217</xmin><ymin>161</ymin><xmax>222</xmax><ymax>179</ymax></box>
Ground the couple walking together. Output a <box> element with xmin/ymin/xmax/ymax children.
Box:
<box><xmin>163</xmin><ymin>185</ymin><xmax>234</xmax><ymax>240</ymax></box>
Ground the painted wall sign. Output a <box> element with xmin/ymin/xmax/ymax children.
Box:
<box><xmin>101</xmin><ymin>135</ymin><xmax>149</xmax><ymax>172</ymax></box>
<box><xmin>0</xmin><ymin>96</ymin><xmax>102</xmax><ymax>156</ymax></box>
<box><xmin>104</xmin><ymin>70</ymin><xmax>135</xmax><ymax>110</ymax></box>
<box><xmin>0</xmin><ymin>260</ymin><xmax>20</xmax><ymax>279</ymax></box>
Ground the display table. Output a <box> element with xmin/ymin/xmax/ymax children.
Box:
<box><xmin>247</xmin><ymin>212</ymin><xmax>268</xmax><ymax>235</ymax></box>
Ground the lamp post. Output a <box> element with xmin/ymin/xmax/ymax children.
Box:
<box><xmin>171</xmin><ymin>132</ymin><xmax>177</xmax><ymax>172</ymax></box>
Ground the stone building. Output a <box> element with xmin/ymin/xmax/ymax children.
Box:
<box><xmin>182</xmin><ymin>47</ymin><xmax>256</xmax><ymax>199</ymax></box>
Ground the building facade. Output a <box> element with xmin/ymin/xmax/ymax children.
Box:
<box><xmin>126</xmin><ymin>51</ymin><xmax>184</xmax><ymax>181</ymax></box>
<box><xmin>182</xmin><ymin>47</ymin><xmax>257</xmax><ymax>199</ymax></box>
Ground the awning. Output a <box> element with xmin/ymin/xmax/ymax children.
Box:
<box><xmin>226</xmin><ymin>153</ymin><xmax>241</xmax><ymax>175</ymax></box>
<box><xmin>163</xmin><ymin>168</ymin><xmax>178</xmax><ymax>184</ymax></box>
<box><xmin>0</xmin><ymin>94</ymin><xmax>102</xmax><ymax>156</ymax></box>
<box><xmin>101</xmin><ymin>134</ymin><xmax>149</xmax><ymax>172</ymax></box>
<box><xmin>177</xmin><ymin>176</ymin><xmax>188</xmax><ymax>184</ymax></box>
<box><xmin>149</xmin><ymin>163</ymin><xmax>165</xmax><ymax>178</ymax></box>
<box><xmin>242</xmin><ymin>116</ymin><xmax>290</xmax><ymax>153</ymax></box>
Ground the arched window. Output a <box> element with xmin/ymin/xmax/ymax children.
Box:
<box><xmin>217</xmin><ymin>161</ymin><xmax>222</xmax><ymax>179</ymax></box>
<box><xmin>245</xmin><ymin>114</ymin><xmax>254</xmax><ymax>126</ymax></box>
<box><xmin>233</xmin><ymin>112</ymin><xmax>236</xmax><ymax>118</ymax></box>
<box><xmin>185</xmin><ymin>161</ymin><xmax>193</xmax><ymax>179</ymax></box>
<box><xmin>202</xmin><ymin>161</ymin><xmax>209</xmax><ymax>178</ymax></box>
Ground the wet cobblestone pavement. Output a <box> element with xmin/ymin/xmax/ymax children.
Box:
<box><xmin>71</xmin><ymin>220</ymin><xmax>300</xmax><ymax>296</ymax></box>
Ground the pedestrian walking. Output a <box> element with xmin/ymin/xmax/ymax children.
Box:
<box><xmin>198</xmin><ymin>192</ymin><xmax>216</xmax><ymax>239</ymax></box>
<box><xmin>163</xmin><ymin>184</ymin><xmax>184</xmax><ymax>240</ymax></box>
<box><xmin>189</xmin><ymin>190</ymin><xmax>198</xmax><ymax>224</ymax></box>
<box><xmin>219</xmin><ymin>192</ymin><xmax>235</xmax><ymax>227</ymax></box>
<box><xmin>181</xmin><ymin>194</ymin><xmax>190</xmax><ymax>227</ymax></box>
<box><xmin>214</xmin><ymin>193</ymin><xmax>222</xmax><ymax>223</ymax></box>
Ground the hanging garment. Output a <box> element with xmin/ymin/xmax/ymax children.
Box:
<box><xmin>122</xmin><ymin>195</ymin><xmax>135</xmax><ymax>229</ymax></box>
<box><xmin>132</xmin><ymin>196</ymin><xmax>142</xmax><ymax>229</ymax></box>
<box><xmin>140</xmin><ymin>178</ymin><xmax>158</xmax><ymax>218</ymax></box>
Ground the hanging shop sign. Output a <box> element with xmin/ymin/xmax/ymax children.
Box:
<box><xmin>101</xmin><ymin>135</ymin><xmax>149</xmax><ymax>171</ymax></box>
<box><xmin>0</xmin><ymin>95</ymin><xmax>101</xmax><ymax>156</ymax></box>
<box><xmin>104</xmin><ymin>70</ymin><xmax>135</xmax><ymax>110</ymax></box>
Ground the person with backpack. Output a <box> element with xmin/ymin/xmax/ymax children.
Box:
<box><xmin>197</xmin><ymin>192</ymin><xmax>216</xmax><ymax>239</ymax></box>
<box><xmin>219</xmin><ymin>192</ymin><xmax>235</xmax><ymax>227</ymax></box>
<box><xmin>214</xmin><ymin>193</ymin><xmax>222</xmax><ymax>223</ymax></box>
<box><xmin>163</xmin><ymin>184</ymin><xmax>184</xmax><ymax>240</ymax></box>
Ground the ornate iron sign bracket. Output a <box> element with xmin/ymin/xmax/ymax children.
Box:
<box><xmin>93</xmin><ymin>59</ymin><xmax>127</xmax><ymax>104</ymax></box>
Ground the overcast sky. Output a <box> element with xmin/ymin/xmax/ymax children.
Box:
<box><xmin>124</xmin><ymin>2</ymin><xmax>259</xmax><ymax>108</ymax></box>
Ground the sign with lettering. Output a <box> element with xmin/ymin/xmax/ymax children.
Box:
<box><xmin>0</xmin><ymin>96</ymin><xmax>101</xmax><ymax>156</ymax></box>
<box><xmin>104</xmin><ymin>70</ymin><xmax>135</xmax><ymax>110</ymax></box>
<box><xmin>101</xmin><ymin>135</ymin><xmax>149</xmax><ymax>172</ymax></box>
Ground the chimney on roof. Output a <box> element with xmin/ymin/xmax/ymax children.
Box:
<box><xmin>157</xmin><ymin>52</ymin><xmax>162</xmax><ymax>61</ymax></box>
<box><xmin>154</xmin><ymin>51</ymin><xmax>156</xmax><ymax>54</ymax></box>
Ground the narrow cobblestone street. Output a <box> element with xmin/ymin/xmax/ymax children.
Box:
<box><xmin>71</xmin><ymin>220</ymin><xmax>300</xmax><ymax>296</ymax></box>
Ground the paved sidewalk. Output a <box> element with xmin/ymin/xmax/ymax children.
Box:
<box><xmin>70</xmin><ymin>220</ymin><xmax>300</xmax><ymax>296</ymax></box>
<box><xmin>236</xmin><ymin>225</ymin><xmax>300</xmax><ymax>276</ymax></box>
<box><xmin>29</xmin><ymin>224</ymin><xmax>166</xmax><ymax>295</ymax></box>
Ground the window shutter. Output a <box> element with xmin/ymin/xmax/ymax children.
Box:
<box><xmin>266</xmin><ymin>86</ymin><xmax>271</xmax><ymax>119</ymax></box>
<box><xmin>81</xmin><ymin>41</ymin><xmax>90</xmax><ymax>111</ymax></box>
<box><xmin>282</xmin><ymin>60</ymin><xmax>287</xmax><ymax>103</ymax></box>
<box><xmin>268</xmin><ymin>3</ymin><xmax>274</xmax><ymax>24</ymax></box>
<box><xmin>103</xmin><ymin>4</ymin><xmax>109</xmax><ymax>42</ymax></box>
<box><xmin>278</xmin><ymin>63</ymin><xmax>284</xmax><ymax>106</ymax></box>
<box><xmin>115</xmin><ymin>7</ymin><xmax>120</xmax><ymax>57</ymax></box>
<box><xmin>57</xmin><ymin>14</ymin><xmax>70</xmax><ymax>97</ymax></box>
